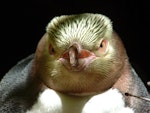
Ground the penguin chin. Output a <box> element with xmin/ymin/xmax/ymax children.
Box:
<box><xmin>39</xmin><ymin>63</ymin><xmax>120</xmax><ymax>96</ymax></box>
<box><xmin>41</xmin><ymin>72</ymin><xmax>117</xmax><ymax>96</ymax></box>
<box><xmin>45</xmin><ymin>79</ymin><xmax>112</xmax><ymax>96</ymax></box>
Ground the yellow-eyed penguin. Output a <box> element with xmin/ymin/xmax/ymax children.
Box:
<box><xmin>0</xmin><ymin>13</ymin><xmax>150</xmax><ymax>113</ymax></box>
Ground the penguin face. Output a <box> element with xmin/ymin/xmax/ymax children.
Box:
<box><xmin>33</xmin><ymin>13</ymin><xmax>128</xmax><ymax>95</ymax></box>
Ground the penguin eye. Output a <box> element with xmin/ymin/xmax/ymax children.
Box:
<box><xmin>49</xmin><ymin>45</ymin><xmax>55</xmax><ymax>55</ymax></box>
<box><xmin>100</xmin><ymin>42</ymin><xmax>103</xmax><ymax>48</ymax></box>
<box><xmin>98</xmin><ymin>39</ymin><xmax>109</xmax><ymax>54</ymax></box>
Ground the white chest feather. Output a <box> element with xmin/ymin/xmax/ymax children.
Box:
<box><xmin>26</xmin><ymin>89</ymin><xmax>134</xmax><ymax>113</ymax></box>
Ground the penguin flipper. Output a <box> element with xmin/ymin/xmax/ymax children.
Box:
<box><xmin>0</xmin><ymin>54</ymin><xmax>34</xmax><ymax>112</ymax></box>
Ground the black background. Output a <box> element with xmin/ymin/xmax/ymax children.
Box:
<box><xmin>0</xmin><ymin>1</ymin><xmax>150</xmax><ymax>91</ymax></box>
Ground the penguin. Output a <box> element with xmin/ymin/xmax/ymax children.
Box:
<box><xmin>0</xmin><ymin>13</ymin><xmax>150</xmax><ymax>113</ymax></box>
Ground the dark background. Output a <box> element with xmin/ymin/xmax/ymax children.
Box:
<box><xmin>0</xmin><ymin>1</ymin><xmax>150</xmax><ymax>91</ymax></box>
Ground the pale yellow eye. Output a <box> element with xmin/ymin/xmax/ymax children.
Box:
<box><xmin>49</xmin><ymin>44</ymin><xmax>55</xmax><ymax>55</ymax></box>
<box><xmin>98</xmin><ymin>39</ymin><xmax>109</xmax><ymax>54</ymax></box>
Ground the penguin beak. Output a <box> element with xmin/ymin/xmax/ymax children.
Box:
<box><xmin>59</xmin><ymin>43</ymin><xmax>96</xmax><ymax>71</ymax></box>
